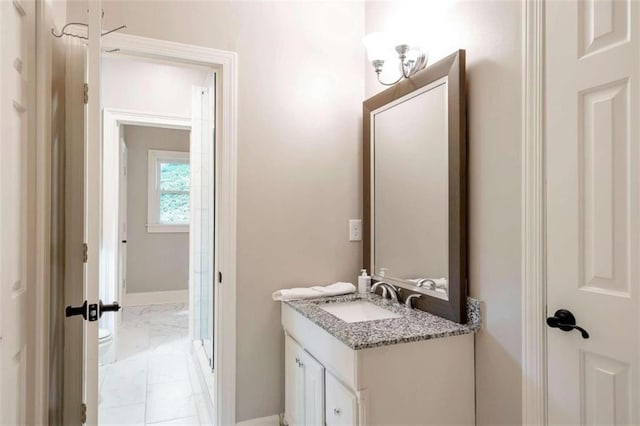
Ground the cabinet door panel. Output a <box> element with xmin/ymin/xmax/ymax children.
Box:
<box><xmin>301</xmin><ymin>350</ymin><xmax>325</xmax><ymax>426</ymax></box>
<box><xmin>326</xmin><ymin>372</ymin><xmax>357</xmax><ymax>426</ymax></box>
<box><xmin>285</xmin><ymin>335</ymin><xmax>304</xmax><ymax>426</ymax></box>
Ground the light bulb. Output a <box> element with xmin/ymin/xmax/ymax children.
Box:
<box><xmin>362</xmin><ymin>32</ymin><xmax>393</xmax><ymax>63</ymax></box>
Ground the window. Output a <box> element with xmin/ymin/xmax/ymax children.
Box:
<box><xmin>147</xmin><ymin>150</ymin><xmax>190</xmax><ymax>232</ymax></box>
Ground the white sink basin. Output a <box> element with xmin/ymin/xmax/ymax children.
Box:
<box><xmin>319</xmin><ymin>300</ymin><xmax>402</xmax><ymax>323</ymax></box>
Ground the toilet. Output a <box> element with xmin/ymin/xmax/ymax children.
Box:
<box><xmin>98</xmin><ymin>328</ymin><xmax>114</xmax><ymax>365</ymax></box>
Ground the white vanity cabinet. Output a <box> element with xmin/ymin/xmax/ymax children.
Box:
<box><xmin>285</xmin><ymin>334</ymin><xmax>356</xmax><ymax>426</ymax></box>
<box><xmin>282</xmin><ymin>303</ymin><xmax>476</xmax><ymax>426</ymax></box>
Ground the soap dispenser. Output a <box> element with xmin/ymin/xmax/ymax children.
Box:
<box><xmin>358</xmin><ymin>269</ymin><xmax>371</xmax><ymax>294</ymax></box>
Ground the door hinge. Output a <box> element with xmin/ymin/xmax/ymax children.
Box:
<box><xmin>82</xmin><ymin>243</ymin><xmax>88</xmax><ymax>263</ymax></box>
<box><xmin>81</xmin><ymin>402</ymin><xmax>87</xmax><ymax>423</ymax></box>
<box><xmin>83</xmin><ymin>83</ymin><xmax>88</xmax><ymax>104</ymax></box>
<box><xmin>218</xmin><ymin>271</ymin><xmax>222</xmax><ymax>284</ymax></box>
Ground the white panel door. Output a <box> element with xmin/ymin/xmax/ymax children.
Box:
<box><xmin>63</xmin><ymin>33</ymin><xmax>87</xmax><ymax>426</ymax></box>
<box><xmin>546</xmin><ymin>0</ymin><xmax>639</xmax><ymax>424</ymax></box>
<box><xmin>62</xmin><ymin>5</ymin><xmax>106</xmax><ymax>424</ymax></box>
<box><xmin>0</xmin><ymin>0</ymin><xmax>36</xmax><ymax>424</ymax></box>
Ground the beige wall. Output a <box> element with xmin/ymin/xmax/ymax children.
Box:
<box><xmin>365</xmin><ymin>2</ymin><xmax>523</xmax><ymax>424</ymax></box>
<box><xmin>68</xmin><ymin>1</ymin><xmax>365</xmax><ymax>421</ymax></box>
<box><xmin>102</xmin><ymin>56</ymin><xmax>209</xmax><ymax>117</ymax></box>
<box><xmin>124</xmin><ymin>125</ymin><xmax>190</xmax><ymax>294</ymax></box>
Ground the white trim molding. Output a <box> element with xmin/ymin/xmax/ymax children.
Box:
<box><xmin>522</xmin><ymin>0</ymin><xmax>546</xmax><ymax>425</ymax></box>
<box><xmin>124</xmin><ymin>290</ymin><xmax>189</xmax><ymax>307</ymax></box>
<box><xmin>236</xmin><ymin>415</ymin><xmax>281</xmax><ymax>426</ymax></box>
<box><xmin>146</xmin><ymin>224</ymin><xmax>189</xmax><ymax>233</ymax></box>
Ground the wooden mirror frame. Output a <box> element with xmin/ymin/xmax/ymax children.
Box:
<box><xmin>363</xmin><ymin>50</ymin><xmax>467</xmax><ymax>323</ymax></box>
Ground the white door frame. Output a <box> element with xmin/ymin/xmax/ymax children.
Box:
<box><xmin>521</xmin><ymin>0</ymin><xmax>546</xmax><ymax>425</ymax></box>
<box><xmin>70</xmin><ymin>30</ymin><xmax>237</xmax><ymax>425</ymax></box>
<box><xmin>104</xmin><ymin>35</ymin><xmax>237</xmax><ymax>426</ymax></box>
<box><xmin>101</xmin><ymin>109</ymin><xmax>191</xmax><ymax>337</ymax></box>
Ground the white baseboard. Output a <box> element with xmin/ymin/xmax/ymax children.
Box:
<box><xmin>236</xmin><ymin>414</ymin><xmax>280</xmax><ymax>426</ymax></box>
<box><xmin>124</xmin><ymin>289</ymin><xmax>188</xmax><ymax>306</ymax></box>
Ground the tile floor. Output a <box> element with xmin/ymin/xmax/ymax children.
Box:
<box><xmin>99</xmin><ymin>304</ymin><xmax>212</xmax><ymax>425</ymax></box>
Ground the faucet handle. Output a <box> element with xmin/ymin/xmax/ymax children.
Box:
<box><xmin>405</xmin><ymin>293</ymin><xmax>421</xmax><ymax>308</ymax></box>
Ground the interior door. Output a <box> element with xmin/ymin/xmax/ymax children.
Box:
<box><xmin>82</xmin><ymin>3</ymin><xmax>103</xmax><ymax>424</ymax></box>
<box><xmin>63</xmin><ymin>30</ymin><xmax>87</xmax><ymax>426</ymax></box>
<box><xmin>63</xmin><ymin>3</ymin><xmax>105</xmax><ymax>424</ymax></box>
<box><xmin>0</xmin><ymin>0</ymin><xmax>36</xmax><ymax>424</ymax></box>
<box><xmin>546</xmin><ymin>0</ymin><xmax>639</xmax><ymax>424</ymax></box>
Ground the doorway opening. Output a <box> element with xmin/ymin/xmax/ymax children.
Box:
<box><xmin>98</xmin><ymin>55</ymin><xmax>216</xmax><ymax>425</ymax></box>
<box><xmin>59</xmin><ymin>26</ymin><xmax>236</xmax><ymax>424</ymax></box>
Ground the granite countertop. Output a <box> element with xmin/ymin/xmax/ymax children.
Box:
<box><xmin>284</xmin><ymin>292</ymin><xmax>481</xmax><ymax>350</ymax></box>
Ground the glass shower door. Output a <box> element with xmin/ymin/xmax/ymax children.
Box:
<box><xmin>190</xmin><ymin>81</ymin><xmax>215</xmax><ymax>367</ymax></box>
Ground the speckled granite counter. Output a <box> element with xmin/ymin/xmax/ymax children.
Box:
<box><xmin>284</xmin><ymin>293</ymin><xmax>481</xmax><ymax>350</ymax></box>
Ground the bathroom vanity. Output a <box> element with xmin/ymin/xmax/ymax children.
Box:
<box><xmin>280</xmin><ymin>49</ymin><xmax>473</xmax><ymax>425</ymax></box>
<box><xmin>281</xmin><ymin>293</ymin><xmax>479</xmax><ymax>425</ymax></box>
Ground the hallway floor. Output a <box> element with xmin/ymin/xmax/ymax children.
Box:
<box><xmin>99</xmin><ymin>304</ymin><xmax>212</xmax><ymax>425</ymax></box>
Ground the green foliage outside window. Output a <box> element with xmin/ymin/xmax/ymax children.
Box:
<box><xmin>159</xmin><ymin>162</ymin><xmax>190</xmax><ymax>224</ymax></box>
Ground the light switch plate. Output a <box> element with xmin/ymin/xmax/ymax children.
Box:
<box><xmin>349</xmin><ymin>219</ymin><xmax>362</xmax><ymax>241</ymax></box>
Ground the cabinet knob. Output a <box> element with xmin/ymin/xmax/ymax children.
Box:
<box><xmin>334</xmin><ymin>408</ymin><xmax>341</xmax><ymax>415</ymax></box>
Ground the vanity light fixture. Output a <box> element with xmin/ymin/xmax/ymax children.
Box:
<box><xmin>363</xmin><ymin>32</ymin><xmax>428</xmax><ymax>86</ymax></box>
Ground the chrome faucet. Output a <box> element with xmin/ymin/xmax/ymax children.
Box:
<box><xmin>404</xmin><ymin>293</ymin><xmax>421</xmax><ymax>308</ymax></box>
<box><xmin>370</xmin><ymin>281</ymin><xmax>399</xmax><ymax>303</ymax></box>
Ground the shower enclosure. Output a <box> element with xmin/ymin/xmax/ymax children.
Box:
<box><xmin>190</xmin><ymin>79</ymin><xmax>216</xmax><ymax>369</ymax></box>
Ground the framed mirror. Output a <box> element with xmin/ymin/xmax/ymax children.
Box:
<box><xmin>363</xmin><ymin>50</ymin><xmax>467</xmax><ymax>323</ymax></box>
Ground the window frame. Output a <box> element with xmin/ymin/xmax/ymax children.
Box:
<box><xmin>147</xmin><ymin>149</ymin><xmax>190</xmax><ymax>233</ymax></box>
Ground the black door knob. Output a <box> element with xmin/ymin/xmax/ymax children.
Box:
<box><xmin>65</xmin><ymin>301</ymin><xmax>89</xmax><ymax>319</ymax></box>
<box><xmin>546</xmin><ymin>309</ymin><xmax>589</xmax><ymax>339</ymax></box>
<box><xmin>99</xmin><ymin>300</ymin><xmax>121</xmax><ymax>318</ymax></box>
<box><xmin>66</xmin><ymin>300</ymin><xmax>121</xmax><ymax>321</ymax></box>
